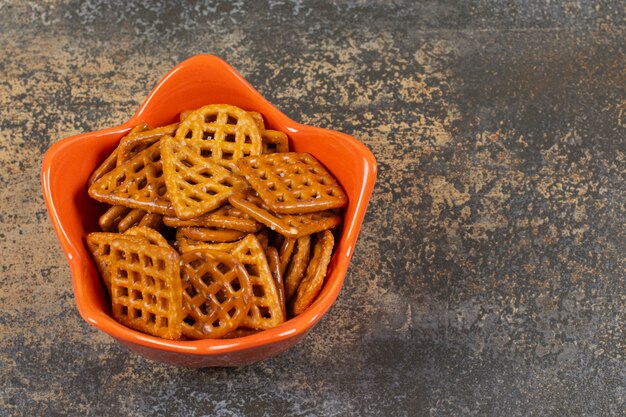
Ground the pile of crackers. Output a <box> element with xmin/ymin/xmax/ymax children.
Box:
<box><xmin>85</xmin><ymin>104</ymin><xmax>347</xmax><ymax>340</ymax></box>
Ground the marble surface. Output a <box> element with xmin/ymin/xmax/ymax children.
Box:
<box><xmin>1</xmin><ymin>1</ymin><xmax>624</xmax><ymax>416</ymax></box>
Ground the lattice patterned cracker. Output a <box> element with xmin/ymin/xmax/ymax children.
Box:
<box><xmin>88</xmin><ymin>141</ymin><xmax>175</xmax><ymax>216</ymax></box>
<box><xmin>162</xmin><ymin>203</ymin><xmax>262</xmax><ymax>232</ymax></box>
<box><xmin>109</xmin><ymin>238</ymin><xmax>183</xmax><ymax>340</ymax></box>
<box><xmin>180</xmin><ymin>250</ymin><xmax>252</xmax><ymax>339</ymax></box>
<box><xmin>116</xmin><ymin>123</ymin><xmax>178</xmax><ymax>166</ymax></box>
<box><xmin>179</xmin><ymin>109</ymin><xmax>194</xmax><ymax>122</ymax></box>
<box><xmin>176</xmin><ymin>234</ymin><xmax>285</xmax><ymax>329</ymax></box>
<box><xmin>85</xmin><ymin>232</ymin><xmax>146</xmax><ymax>294</ymax></box>
<box><xmin>248</xmin><ymin>110</ymin><xmax>290</xmax><ymax>154</ymax></box>
<box><xmin>248</xmin><ymin>111</ymin><xmax>266</xmax><ymax>131</ymax></box>
<box><xmin>228</xmin><ymin>191</ymin><xmax>341</xmax><ymax>238</ymax></box>
<box><xmin>261</xmin><ymin>130</ymin><xmax>289</xmax><ymax>154</ymax></box>
<box><xmin>228</xmin><ymin>234</ymin><xmax>285</xmax><ymax>329</ymax></box>
<box><xmin>237</xmin><ymin>152</ymin><xmax>347</xmax><ymax>214</ymax></box>
<box><xmin>174</xmin><ymin>104</ymin><xmax>262</xmax><ymax>173</ymax></box>
<box><xmin>161</xmin><ymin>136</ymin><xmax>246</xmax><ymax>220</ymax></box>
<box><xmin>87</xmin><ymin>123</ymin><xmax>149</xmax><ymax>187</ymax></box>
<box><xmin>291</xmin><ymin>230</ymin><xmax>335</xmax><ymax>316</ymax></box>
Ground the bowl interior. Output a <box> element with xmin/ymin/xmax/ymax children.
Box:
<box><xmin>41</xmin><ymin>54</ymin><xmax>377</xmax><ymax>357</ymax></box>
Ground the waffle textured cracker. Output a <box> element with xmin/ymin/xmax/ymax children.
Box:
<box><xmin>228</xmin><ymin>235</ymin><xmax>285</xmax><ymax>329</ymax></box>
<box><xmin>109</xmin><ymin>238</ymin><xmax>183</xmax><ymax>340</ymax></box>
<box><xmin>248</xmin><ymin>111</ymin><xmax>266</xmax><ymax>131</ymax></box>
<box><xmin>161</xmin><ymin>136</ymin><xmax>246</xmax><ymax>220</ymax></box>
<box><xmin>175</xmin><ymin>104</ymin><xmax>262</xmax><ymax>173</ymax></box>
<box><xmin>291</xmin><ymin>230</ymin><xmax>334</xmax><ymax>316</ymax></box>
<box><xmin>181</xmin><ymin>250</ymin><xmax>252</xmax><ymax>339</ymax></box>
<box><xmin>177</xmin><ymin>234</ymin><xmax>285</xmax><ymax>329</ymax></box>
<box><xmin>261</xmin><ymin>130</ymin><xmax>289</xmax><ymax>154</ymax></box>
<box><xmin>86</xmin><ymin>232</ymin><xmax>146</xmax><ymax>294</ymax></box>
<box><xmin>229</xmin><ymin>190</ymin><xmax>341</xmax><ymax>238</ymax></box>
<box><xmin>117</xmin><ymin>123</ymin><xmax>178</xmax><ymax>165</ymax></box>
<box><xmin>88</xmin><ymin>123</ymin><xmax>150</xmax><ymax>186</ymax></box>
<box><xmin>88</xmin><ymin>141</ymin><xmax>175</xmax><ymax>216</ymax></box>
<box><xmin>179</xmin><ymin>109</ymin><xmax>195</xmax><ymax>121</ymax></box>
<box><xmin>237</xmin><ymin>152</ymin><xmax>347</xmax><ymax>214</ymax></box>
<box><xmin>248</xmin><ymin>111</ymin><xmax>289</xmax><ymax>154</ymax></box>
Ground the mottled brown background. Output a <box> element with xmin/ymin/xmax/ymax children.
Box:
<box><xmin>1</xmin><ymin>1</ymin><xmax>624</xmax><ymax>416</ymax></box>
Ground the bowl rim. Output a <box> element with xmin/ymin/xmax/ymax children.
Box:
<box><xmin>41</xmin><ymin>54</ymin><xmax>377</xmax><ymax>356</ymax></box>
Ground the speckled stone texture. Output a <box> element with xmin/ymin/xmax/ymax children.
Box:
<box><xmin>1</xmin><ymin>1</ymin><xmax>624</xmax><ymax>416</ymax></box>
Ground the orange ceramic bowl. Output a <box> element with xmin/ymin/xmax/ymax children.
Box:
<box><xmin>41</xmin><ymin>54</ymin><xmax>377</xmax><ymax>367</ymax></box>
